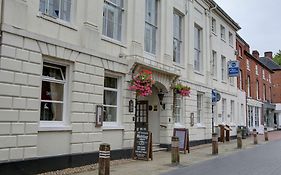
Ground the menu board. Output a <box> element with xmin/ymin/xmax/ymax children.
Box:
<box><xmin>133</xmin><ymin>131</ymin><xmax>152</xmax><ymax>160</ymax></box>
<box><xmin>173</xmin><ymin>128</ymin><xmax>190</xmax><ymax>154</ymax></box>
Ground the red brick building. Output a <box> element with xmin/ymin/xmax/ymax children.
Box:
<box><xmin>236</xmin><ymin>35</ymin><xmax>275</xmax><ymax>132</ymax></box>
<box><xmin>258</xmin><ymin>52</ymin><xmax>281</xmax><ymax>129</ymax></box>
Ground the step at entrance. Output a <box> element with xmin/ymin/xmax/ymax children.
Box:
<box><xmin>152</xmin><ymin>144</ymin><xmax>168</xmax><ymax>152</ymax></box>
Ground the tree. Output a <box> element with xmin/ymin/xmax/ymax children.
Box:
<box><xmin>273</xmin><ymin>50</ymin><xmax>281</xmax><ymax>65</ymax></box>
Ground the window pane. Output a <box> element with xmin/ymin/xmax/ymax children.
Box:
<box><xmin>43</xmin><ymin>63</ymin><xmax>65</xmax><ymax>80</ymax></box>
<box><xmin>145</xmin><ymin>24</ymin><xmax>151</xmax><ymax>52</ymax></box>
<box><xmin>103</xmin><ymin>90</ymin><xmax>117</xmax><ymax>105</ymax></box>
<box><xmin>49</xmin><ymin>0</ymin><xmax>60</xmax><ymax>18</ymax></box>
<box><xmin>61</xmin><ymin>0</ymin><xmax>71</xmax><ymax>21</ymax></box>
<box><xmin>40</xmin><ymin>0</ymin><xmax>46</xmax><ymax>13</ymax></box>
<box><xmin>40</xmin><ymin>102</ymin><xmax>63</xmax><ymax>121</ymax></box>
<box><xmin>41</xmin><ymin>81</ymin><xmax>64</xmax><ymax>101</ymax></box>
<box><xmin>104</xmin><ymin>77</ymin><xmax>117</xmax><ymax>88</ymax></box>
<box><xmin>103</xmin><ymin>106</ymin><xmax>117</xmax><ymax>122</ymax></box>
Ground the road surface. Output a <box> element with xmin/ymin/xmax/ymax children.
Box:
<box><xmin>162</xmin><ymin>140</ymin><xmax>281</xmax><ymax>175</ymax></box>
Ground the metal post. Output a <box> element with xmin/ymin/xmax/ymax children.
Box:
<box><xmin>171</xmin><ymin>136</ymin><xmax>179</xmax><ymax>164</ymax></box>
<box><xmin>212</xmin><ymin>133</ymin><xmax>218</xmax><ymax>155</ymax></box>
<box><xmin>253</xmin><ymin>129</ymin><xmax>258</xmax><ymax>145</ymax></box>
<box><xmin>212</xmin><ymin>104</ymin><xmax>214</xmax><ymax>134</ymax></box>
<box><xmin>237</xmin><ymin>128</ymin><xmax>242</xmax><ymax>149</ymax></box>
<box><xmin>264</xmin><ymin>127</ymin><xmax>269</xmax><ymax>141</ymax></box>
<box><xmin>99</xmin><ymin>143</ymin><xmax>110</xmax><ymax>175</ymax></box>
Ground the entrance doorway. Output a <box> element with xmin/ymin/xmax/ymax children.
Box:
<box><xmin>135</xmin><ymin>86</ymin><xmax>163</xmax><ymax>143</ymax></box>
<box><xmin>135</xmin><ymin>100</ymin><xmax>148</xmax><ymax>131</ymax></box>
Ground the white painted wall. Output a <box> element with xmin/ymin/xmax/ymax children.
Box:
<box><xmin>0</xmin><ymin>0</ymin><xmax>242</xmax><ymax>163</ymax></box>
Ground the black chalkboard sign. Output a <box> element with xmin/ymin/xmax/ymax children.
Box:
<box><xmin>173</xmin><ymin>128</ymin><xmax>190</xmax><ymax>154</ymax></box>
<box><xmin>133</xmin><ymin>131</ymin><xmax>152</xmax><ymax>160</ymax></box>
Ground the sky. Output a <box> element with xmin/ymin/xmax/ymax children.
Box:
<box><xmin>214</xmin><ymin>0</ymin><xmax>281</xmax><ymax>56</ymax></box>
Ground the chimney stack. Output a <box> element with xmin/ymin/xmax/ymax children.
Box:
<box><xmin>252</xmin><ymin>50</ymin><xmax>260</xmax><ymax>59</ymax></box>
<box><xmin>264</xmin><ymin>51</ymin><xmax>273</xmax><ymax>59</ymax></box>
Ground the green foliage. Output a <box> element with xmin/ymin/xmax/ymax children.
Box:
<box><xmin>273</xmin><ymin>50</ymin><xmax>281</xmax><ymax>65</ymax></box>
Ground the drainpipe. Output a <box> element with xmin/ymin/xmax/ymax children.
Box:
<box><xmin>208</xmin><ymin>2</ymin><xmax>217</xmax><ymax>134</ymax></box>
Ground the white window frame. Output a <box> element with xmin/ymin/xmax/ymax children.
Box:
<box><xmin>222</xmin><ymin>98</ymin><xmax>226</xmax><ymax>122</ymax></box>
<box><xmin>255</xmin><ymin>65</ymin><xmax>259</xmax><ymax>75</ymax></box>
<box><xmin>40</xmin><ymin>61</ymin><xmax>70</xmax><ymax>130</ymax></box>
<box><xmin>269</xmin><ymin>74</ymin><xmax>271</xmax><ymax>83</ymax></box>
<box><xmin>194</xmin><ymin>24</ymin><xmax>202</xmax><ymax>72</ymax></box>
<box><xmin>173</xmin><ymin>11</ymin><xmax>183</xmax><ymax>64</ymax></box>
<box><xmin>103</xmin><ymin>0</ymin><xmax>124</xmax><ymax>41</ymax></box>
<box><xmin>229</xmin><ymin>32</ymin><xmax>233</xmax><ymax>47</ymax></box>
<box><xmin>239</xmin><ymin>70</ymin><xmax>243</xmax><ymax>90</ymax></box>
<box><xmin>256</xmin><ymin>80</ymin><xmax>259</xmax><ymax>99</ymax></box>
<box><xmin>230</xmin><ymin>100</ymin><xmax>234</xmax><ymax>122</ymax></box>
<box><xmin>248</xmin><ymin>105</ymin><xmax>254</xmax><ymax>127</ymax></box>
<box><xmin>221</xmin><ymin>55</ymin><xmax>226</xmax><ymax>82</ymax></box>
<box><xmin>211</xmin><ymin>50</ymin><xmax>217</xmax><ymax>78</ymax></box>
<box><xmin>246</xmin><ymin>59</ymin><xmax>250</xmax><ymax>71</ymax></box>
<box><xmin>174</xmin><ymin>94</ymin><xmax>183</xmax><ymax>124</ymax></box>
<box><xmin>39</xmin><ymin>0</ymin><xmax>72</xmax><ymax>22</ymax></box>
<box><xmin>220</xmin><ymin>25</ymin><xmax>225</xmax><ymax>41</ymax></box>
<box><xmin>254</xmin><ymin>107</ymin><xmax>260</xmax><ymax>127</ymax></box>
<box><xmin>144</xmin><ymin>0</ymin><xmax>158</xmax><ymax>55</ymax></box>
<box><xmin>263</xmin><ymin>84</ymin><xmax>266</xmax><ymax>101</ymax></box>
<box><xmin>211</xmin><ymin>17</ymin><xmax>216</xmax><ymax>34</ymax></box>
<box><xmin>197</xmin><ymin>92</ymin><xmax>204</xmax><ymax>124</ymax></box>
<box><xmin>262</xmin><ymin>69</ymin><xmax>265</xmax><ymax>80</ymax></box>
<box><xmin>103</xmin><ymin>75</ymin><xmax>121</xmax><ymax>126</ymax></box>
<box><xmin>238</xmin><ymin>46</ymin><xmax>242</xmax><ymax>57</ymax></box>
<box><xmin>247</xmin><ymin>76</ymin><xmax>251</xmax><ymax>97</ymax></box>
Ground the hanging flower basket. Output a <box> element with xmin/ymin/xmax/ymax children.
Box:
<box><xmin>129</xmin><ymin>69</ymin><xmax>155</xmax><ymax>97</ymax></box>
<box><xmin>173</xmin><ymin>83</ymin><xmax>191</xmax><ymax>97</ymax></box>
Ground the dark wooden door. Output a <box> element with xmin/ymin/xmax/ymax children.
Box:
<box><xmin>135</xmin><ymin>100</ymin><xmax>148</xmax><ymax>131</ymax></box>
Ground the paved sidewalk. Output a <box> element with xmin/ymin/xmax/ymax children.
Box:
<box><xmin>41</xmin><ymin>131</ymin><xmax>281</xmax><ymax>175</ymax></box>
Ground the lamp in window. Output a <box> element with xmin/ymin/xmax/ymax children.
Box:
<box><xmin>158</xmin><ymin>90</ymin><xmax>165</xmax><ymax>110</ymax></box>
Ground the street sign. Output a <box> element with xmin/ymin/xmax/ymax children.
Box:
<box><xmin>228</xmin><ymin>60</ymin><xmax>240</xmax><ymax>77</ymax></box>
<box><xmin>212</xmin><ymin>89</ymin><xmax>221</xmax><ymax>103</ymax></box>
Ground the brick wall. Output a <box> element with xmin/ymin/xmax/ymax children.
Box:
<box><xmin>272</xmin><ymin>70</ymin><xmax>281</xmax><ymax>103</ymax></box>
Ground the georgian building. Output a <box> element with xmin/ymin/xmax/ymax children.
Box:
<box><xmin>209</xmin><ymin>5</ymin><xmax>244</xmax><ymax>133</ymax></box>
<box><xmin>0</xmin><ymin>0</ymin><xmax>242</xmax><ymax>173</ymax></box>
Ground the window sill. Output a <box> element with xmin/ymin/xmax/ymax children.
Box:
<box><xmin>102</xmin><ymin>124</ymin><xmax>124</xmax><ymax>130</ymax></box>
<box><xmin>37</xmin><ymin>12</ymin><xmax>78</xmax><ymax>31</ymax></box>
<box><xmin>229</xmin><ymin>44</ymin><xmax>234</xmax><ymax>48</ymax></box>
<box><xmin>173</xmin><ymin>62</ymin><xmax>185</xmax><ymax>69</ymax></box>
<box><xmin>144</xmin><ymin>51</ymin><xmax>156</xmax><ymax>59</ymax></box>
<box><xmin>174</xmin><ymin>123</ymin><xmax>185</xmax><ymax>128</ymax></box>
<box><xmin>221</xmin><ymin>38</ymin><xmax>226</xmax><ymax>43</ymax></box>
<box><xmin>101</xmin><ymin>35</ymin><xmax>127</xmax><ymax>48</ymax></box>
<box><xmin>212</xmin><ymin>32</ymin><xmax>217</xmax><ymax>36</ymax></box>
<box><xmin>196</xmin><ymin>123</ymin><xmax>206</xmax><ymax>129</ymax></box>
<box><xmin>221</xmin><ymin>80</ymin><xmax>227</xmax><ymax>84</ymax></box>
<box><xmin>38</xmin><ymin>125</ymin><xmax>72</xmax><ymax>132</ymax></box>
<box><xmin>194</xmin><ymin>70</ymin><xmax>204</xmax><ymax>76</ymax></box>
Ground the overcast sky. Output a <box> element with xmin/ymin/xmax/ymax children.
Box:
<box><xmin>214</xmin><ymin>0</ymin><xmax>281</xmax><ymax>56</ymax></box>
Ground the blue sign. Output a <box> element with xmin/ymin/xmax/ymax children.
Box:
<box><xmin>228</xmin><ymin>60</ymin><xmax>240</xmax><ymax>77</ymax></box>
<box><xmin>212</xmin><ymin>89</ymin><xmax>221</xmax><ymax>103</ymax></box>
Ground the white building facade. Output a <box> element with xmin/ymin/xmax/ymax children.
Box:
<box><xmin>0</xmin><ymin>0</ymin><xmax>244</xmax><ymax>173</ymax></box>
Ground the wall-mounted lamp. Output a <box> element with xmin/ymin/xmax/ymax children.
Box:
<box><xmin>158</xmin><ymin>90</ymin><xmax>165</xmax><ymax>110</ymax></box>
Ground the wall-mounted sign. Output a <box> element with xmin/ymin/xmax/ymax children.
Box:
<box><xmin>95</xmin><ymin>105</ymin><xmax>103</xmax><ymax>127</ymax></box>
<box><xmin>212</xmin><ymin>89</ymin><xmax>221</xmax><ymax>103</ymax></box>
<box><xmin>228</xmin><ymin>60</ymin><xmax>240</xmax><ymax>77</ymax></box>
<box><xmin>129</xmin><ymin>100</ymin><xmax>134</xmax><ymax>113</ymax></box>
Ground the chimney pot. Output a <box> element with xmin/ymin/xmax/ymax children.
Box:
<box><xmin>264</xmin><ymin>51</ymin><xmax>273</xmax><ymax>59</ymax></box>
<box><xmin>252</xmin><ymin>50</ymin><xmax>260</xmax><ymax>59</ymax></box>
